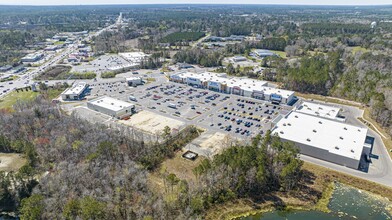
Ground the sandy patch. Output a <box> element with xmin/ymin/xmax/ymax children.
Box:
<box><xmin>196</xmin><ymin>132</ymin><xmax>235</xmax><ymax>155</ymax></box>
<box><xmin>120</xmin><ymin>110</ymin><xmax>185</xmax><ymax>134</ymax></box>
<box><xmin>0</xmin><ymin>153</ymin><xmax>27</xmax><ymax>172</ymax></box>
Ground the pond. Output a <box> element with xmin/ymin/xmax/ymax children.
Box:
<box><xmin>242</xmin><ymin>183</ymin><xmax>392</xmax><ymax>220</ymax></box>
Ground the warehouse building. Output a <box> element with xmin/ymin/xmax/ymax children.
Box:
<box><xmin>273</xmin><ymin>111</ymin><xmax>371</xmax><ymax>169</ymax></box>
<box><xmin>126</xmin><ymin>77</ymin><xmax>143</xmax><ymax>87</ymax></box>
<box><xmin>169</xmin><ymin>71</ymin><xmax>295</xmax><ymax>104</ymax></box>
<box><xmin>87</xmin><ymin>96</ymin><xmax>135</xmax><ymax>119</ymax></box>
<box><xmin>232</xmin><ymin>56</ymin><xmax>247</xmax><ymax>62</ymax></box>
<box><xmin>21</xmin><ymin>52</ymin><xmax>44</xmax><ymax>63</ymax></box>
<box><xmin>108</xmin><ymin>63</ymin><xmax>138</xmax><ymax>72</ymax></box>
<box><xmin>61</xmin><ymin>82</ymin><xmax>89</xmax><ymax>100</ymax></box>
<box><xmin>119</xmin><ymin>52</ymin><xmax>149</xmax><ymax>65</ymax></box>
<box><xmin>0</xmin><ymin>65</ymin><xmax>12</xmax><ymax>72</ymax></box>
<box><xmin>254</xmin><ymin>49</ymin><xmax>277</xmax><ymax>58</ymax></box>
<box><xmin>44</xmin><ymin>45</ymin><xmax>60</xmax><ymax>51</ymax></box>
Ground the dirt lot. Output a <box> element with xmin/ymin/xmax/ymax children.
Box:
<box><xmin>119</xmin><ymin>110</ymin><xmax>185</xmax><ymax>134</ymax></box>
<box><xmin>0</xmin><ymin>153</ymin><xmax>27</xmax><ymax>172</ymax></box>
<box><xmin>196</xmin><ymin>132</ymin><xmax>234</xmax><ymax>155</ymax></box>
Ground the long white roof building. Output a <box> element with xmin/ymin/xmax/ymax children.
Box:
<box><xmin>273</xmin><ymin>111</ymin><xmax>369</xmax><ymax>169</ymax></box>
<box><xmin>170</xmin><ymin>71</ymin><xmax>295</xmax><ymax>104</ymax></box>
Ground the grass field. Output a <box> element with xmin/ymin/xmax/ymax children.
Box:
<box><xmin>54</xmin><ymin>41</ymin><xmax>65</xmax><ymax>45</ymax></box>
<box><xmin>0</xmin><ymin>90</ymin><xmax>40</xmax><ymax>110</ymax></box>
<box><xmin>269</xmin><ymin>50</ymin><xmax>287</xmax><ymax>58</ymax></box>
<box><xmin>350</xmin><ymin>46</ymin><xmax>368</xmax><ymax>54</ymax></box>
<box><xmin>0</xmin><ymin>89</ymin><xmax>64</xmax><ymax>110</ymax></box>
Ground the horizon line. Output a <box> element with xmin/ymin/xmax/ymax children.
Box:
<box><xmin>1</xmin><ymin>3</ymin><xmax>392</xmax><ymax>7</ymax></box>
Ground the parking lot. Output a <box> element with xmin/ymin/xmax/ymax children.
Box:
<box><xmin>86</xmin><ymin>75</ymin><xmax>292</xmax><ymax>139</ymax></box>
<box><xmin>71</xmin><ymin>54</ymin><xmax>131</xmax><ymax>74</ymax></box>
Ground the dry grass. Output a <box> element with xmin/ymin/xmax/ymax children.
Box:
<box><xmin>161</xmin><ymin>150</ymin><xmax>205</xmax><ymax>183</ymax></box>
<box><xmin>148</xmin><ymin>150</ymin><xmax>205</xmax><ymax>194</ymax></box>
<box><xmin>205</xmin><ymin>199</ymin><xmax>274</xmax><ymax>220</ymax></box>
<box><xmin>296</xmin><ymin>92</ymin><xmax>363</xmax><ymax>108</ymax></box>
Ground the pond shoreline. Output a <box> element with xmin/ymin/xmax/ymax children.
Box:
<box><xmin>206</xmin><ymin>162</ymin><xmax>392</xmax><ymax>220</ymax></box>
<box><xmin>227</xmin><ymin>181</ymin><xmax>392</xmax><ymax>220</ymax></box>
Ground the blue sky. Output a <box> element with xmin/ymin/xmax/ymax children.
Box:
<box><xmin>0</xmin><ymin>0</ymin><xmax>390</xmax><ymax>5</ymax></box>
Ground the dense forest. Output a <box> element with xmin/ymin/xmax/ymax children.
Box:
<box><xmin>161</xmin><ymin>32</ymin><xmax>205</xmax><ymax>44</ymax></box>
<box><xmin>173</xmin><ymin>49</ymin><xmax>223</xmax><ymax>67</ymax></box>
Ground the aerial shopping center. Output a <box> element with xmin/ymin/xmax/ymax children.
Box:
<box><xmin>169</xmin><ymin>71</ymin><xmax>295</xmax><ymax>105</ymax></box>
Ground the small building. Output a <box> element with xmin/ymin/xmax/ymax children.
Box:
<box><xmin>0</xmin><ymin>65</ymin><xmax>12</xmax><ymax>72</ymax></box>
<box><xmin>254</xmin><ymin>49</ymin><xmax>277</xmax><ymax>58</ymax></box>
<box><xmin>61</xmin><ymin>82</ymin><xmax>88</xmax><ymax>100</ymax></box>
<box><xmin>44</xmin><ymin>45</ymin><xmax>60</xmax><ymax>51</ymax></box>
<box><xmin>87</xmin><ymin>96</ymin><xmax>136</xmax><ymax>119</ymax></box>
<box><xmin>233</xmin><ymin>56</ymin><xmax>247</xmax><ymax>62</ymax></box>
<box><xmin>273</xmin><ymin>111</ymin><xmax>371</xmax><ymax>169</ymax></box>
<box><xmin>67</xmin><ymin>56</ymin><xmax>79</xmax><ymax>63</ymax></box>
<box><xmin>12</xmin><ymin>65</ymin><xmax>26</xmax><ymax>74</ymax></box>
<box><xmin>126</xmin><ymin>77</ymin><xmax>142</xmax><ymax>87</ymax></box>
<box><xmin>21</xmin><ymin>52</ymin><xmax>44</xmax><ymax>63</ymax></box>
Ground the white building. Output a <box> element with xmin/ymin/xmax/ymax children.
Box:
<box><xmin>232</xmin><ymin>56</ymin><xmax>247</xmax><ymax>62</ymax></box>
<box><xmin>119</xmin><ymin>52</ymin><xmax>149</xmax><ymax>65</ymax></box>
<box><xmin>87</xmin><ymin>96</ymin><xmax>135</xmax><ymax>119</ymax></box>
<box><xmin>61</xmin><ymin>82</ymin><xmax>88</xmax><ymax>100</ymax></box>
<box><xmin>21</xmin><ymin>52</ymin><xmax>44</xmax><ymax>63</ymax></box>
<box><xmin>295</xmin><ymin>101</ymin><xmax>345</xmax><ymax>121</ymax></box>
<box><xmin>169</xmin><ymin>71</ymin><xmax>295</xmax><ymax>104</ymax></box>
<box><xmin>273</xmin><ymin>111</ymin><xmax>371</xmax><ymax>169</ymax></box>
<box><xmin>126</xmin><ymin>77</ymin><xmax>143</xmax><ymax>86</ymax></box>
<box><xmin>108</xmin><ymin>63</ymin><xmax>138</xmax><ymax>72</ymax></box>
<box><xmin>254</xmin><ymin>49</ymin><xmax>277</xmax><ymax>58</ymax></box>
